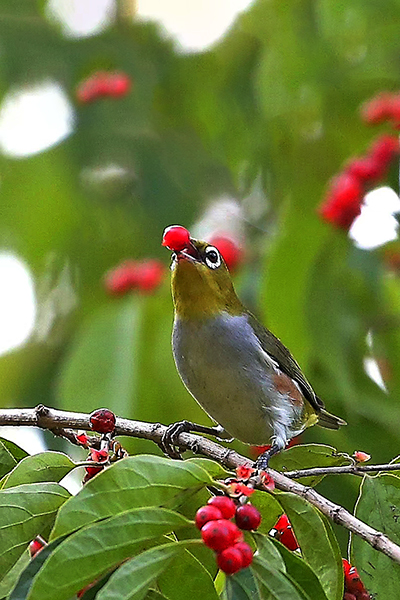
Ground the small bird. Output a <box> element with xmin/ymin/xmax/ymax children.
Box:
<box><xmin>162</xmin><ymin>226</ymin><xmax>346</xmax><ymax>468</ymax></box>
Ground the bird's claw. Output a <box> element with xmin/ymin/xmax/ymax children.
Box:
<box><xmin>160</xmin><ymin>420</ymin><xmax>193</xmax><ymax>460</ymax></box>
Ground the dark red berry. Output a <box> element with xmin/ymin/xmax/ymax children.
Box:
<box><xmin>208</xmin><ymin>236</ymin><xmax>242</xmax><ymax>272</ymax></box>
<box><xmin>195</xmin><ymin>505</ymin><xmax>223</xmax><ymax>529</ymax></box>
<box><xmin>29</xmin><ymin>537</ymin><xmax>46</xmax><ymax>558</ymax></box>
<box><xmin>84</xmin><ymin>465</ymin><xmax>103</xmax><ymax>480</ymax></box>
<box><xmin>89</xmin><ymin>408</ymin><xmax>116</xmax><ymax>434</ymax></box>
<box><xmin>343</xmin><ymin>594</ymin><xmax>357</xmax><ymax>600</ymax></box>
<box><xmin>217</xmin><ymin>546</ymin><xmax>243</xmax><ymax>574</ymax></box>
<box><xmin>235</xmin><ymin>504</ymin><xmax>261</xmax><ymax>531</ymax></box>
<box><xmin>201</xmin><ymin>519</ymin><xmax>239</xmax><ymax>552</ymax></box>
<box><xmin>207</xmin><ymin>496</ymin><xmax>236</xmax><ymax>520</ymax></box>
<box><xmin>162</xmin><ymin>225</ymin><xmax>191</xmax><ymax>252</ymax></box>
<box><xmin>233</xmin><ymin>542</ymin><xmax>253</xmax><ymax>568</ymax></box>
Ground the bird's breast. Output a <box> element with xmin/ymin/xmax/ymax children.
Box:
<box><xmin>172</xmin><ymin>312</ymin><xmax>306</xmax><ymax>445</ymax></box>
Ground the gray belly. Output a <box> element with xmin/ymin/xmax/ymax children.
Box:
<box><xmin>172</xmin><ymin>312</ymin><xmax>295</xmax><ymax>445</ymax></box>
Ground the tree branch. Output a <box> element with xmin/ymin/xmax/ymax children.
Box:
<box><xmin>284</xmin><ymin>462</ymin><xmax>400</xmax><ymax>479</ymax></box>
<box><xmin>1</xmin><ymin>405</ymin><xmax>400</xmax><ymax>565</ymax></box>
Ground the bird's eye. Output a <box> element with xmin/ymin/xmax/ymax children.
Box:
<box><xmin>204</xmin><ymin>246</ymin><xmax>222</xmax><ymax>269</ymax></box>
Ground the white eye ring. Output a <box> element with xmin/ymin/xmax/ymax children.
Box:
<box><xmin>204</xmin><ymin>246</ymin><xmax>221</xmax><ymax>269</ymax></box>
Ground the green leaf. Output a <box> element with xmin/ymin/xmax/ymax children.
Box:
<box><xmin>352</xmin><ymin>475</ymin><xmax>400</xmax><ymax>598</ymax></box>
<box><xmin>270</xmin><ymin>444</ymin><xmax>351</xmax><ymax>486</ymax></box>
<box><xmin>250</xmin><ymin>491</ymin><xmax>284</xmax><ymax>535</ymax></box>
<box><xmin>270</xmin><ymin>539</ymin><xmax>329</xmax><ymax>600</ymax></box>
<box><xmin>0</xmin><ymin>440</ymin><xmax>18</xmax><ymax>479</ymax></box>
<box><xmin>253</xmin><ymin>533</ymin><xmax>285</xmax><ymax>571</ymax></box>
<box><xmin>225</xmin><ymin>567</ymin><xmax>262</xmax><ymax>600</ymax></box>
<box><xmin>277</xmin><ymin>493</ymin><xmax>343</xmax><ymax>600</ymax></box>
<box><xmin>0</xmin><ymin>550</ymin><xmax>30</xmax><ymax>600</ymax></box>
<box><xmin>96</xmin><ymin>541</ymin><xmax>200</xmax><ymax>600</ymax></box>
<box><xmin>0</xmin><ymin>438</ymin><xmax>29</xmax><ymax>463</ymax></box>
<box><xmin>0</xmin><ymin>483</ymin><xmax>70</xmax><ymax>581</ymax></box>
<box><xmin>250</xmin><ymin>556</ymin><xmax>305</xmax><ymax>600</ymax></box>
<box><xmin>157</xmin><ymin>545</ymin><xmax>219</xmax><ymax>600</ymax></box>
<box><xmin>9</xmin><ymin>537</ymin><xmax>65</xmax><ymax>600</ymax></box>
<box><xmin>27</xmin><ymin>508</ymin><xmax>191</xmax><ymax>600</ymax></box>
<box><xmin>1</xmin><ymin>452</ymin><xmax>75</xmax><ymax>489</ymax></box>
<box><xmin>145</xmin><ymin>592</ymin><xmax>170</xmax><ymax>600</ymax></box>
<box><xmin>51</xmin><ymin>455</ymin><xmax>216</xmax><ymax>539</ymax></box>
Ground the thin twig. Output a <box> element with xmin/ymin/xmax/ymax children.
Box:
<box><xmin>1</xmin><ymin>405</ymin><xmax>400</xmax><ymax>564</ymax></box>
<box><xmin>283</xmin><ymin>463</ymin><xmax>400</xmax><ymax>479</ymax></box>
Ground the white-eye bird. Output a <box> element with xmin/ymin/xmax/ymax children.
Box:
<box><xmin>161</xmin><ymin>227</ymin><xmax>346</xmax><ymax>467</ymax></box>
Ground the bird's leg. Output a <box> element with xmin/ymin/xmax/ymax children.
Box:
<box><xmin>160</xmin><ymin>421</ymin><xmax>233</xmax><ymax>459</ymax></box>
<box><xmin>253</xmin><ymin>442</ymin><xmax>281</xmax><ymax>470</ymax></box>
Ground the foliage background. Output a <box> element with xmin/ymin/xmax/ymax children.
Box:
<box><xmin>1</xmin><ymin>0</ymin><xmax>400</xmax><ymax>556</ymax></box>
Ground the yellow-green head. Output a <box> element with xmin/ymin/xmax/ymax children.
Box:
<box><xmin>170</xmin><ymin>239</ymin><xmax>243</xmax><ymax>320</ymax></box>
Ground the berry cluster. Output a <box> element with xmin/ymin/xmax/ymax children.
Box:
<box><xmin>76</xmin><ymin>71</ymin><xmax>132</xmax><ymax>103</ymax></box>
<box><xmin>274</xmin><ymin>514</ymin><xmax>299</xmax><ymax>551</ymax></box>
<box><xmin>319</xmin><ymin>133</ymin><xmax>400</xmax><ymax>229</ymax></box>
<box><xmin>361</xmin><ymin>91</ymin><xmax>400</xmax><ymax>127</ymax></box>
<box><xmin>195</xmin><ymin>495</ymin><xmax>260</xmax><ymax>575</ymax></box>
<box><xmin>105</xmin><ymin>259</ymin><xmax>165</xmax><ymax>296</ymax></box>
<box><xmin>343</xmin><ymin>559</ymin><xmax>370</xmax><ymax>600</ymax></box>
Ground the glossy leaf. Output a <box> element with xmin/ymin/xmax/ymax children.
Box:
<box><xmin>1</xmin><ymin>452</ymin><xmax>75</xmax><ymax>489</ymax></box>
<box><xmin>0</xmin><ymin>483</ymin><xmax>70</xmax><ymax>581</ymax></box>
<box><xmin>271</xmin><ymin>538</ymin><xmax>329</xmax><ymax>600</ymax></box>
<box><xmin>352</xmin><ymin>475</ymin><xmax>400</xmax><ymax>598</ymax></box>
<box><xmin>277</xmin><ymin>492</ymin><xmax>343</xmax><ymax>600</ymax></box>
<box><xmin>0</xmin><ymin>440</ymin><xmax>18</xmax><ymax>479</ymax></box>
<box><xmin>225</xmin><ymin>567</ymin><xmax>262</xmax><ymax>600</ymax></box>
<box><xmin>27</xmin><ymin>508</ymin><xmax>191</xmax><ymax>600</ymax></box>
<box><xmin>157</xmin><ymin>545</ymin><xmax>219</xmax><ymax>600</ymax></box>
<box><xmin>96</xmin><ymin>540</ymin><xmax>201</xmax><ymax>600</ymax></box>
<box><xmin>0</xmin><ymin>438</ymin><xmax>28</xmax><ymax>464</ymax></box>
<box><xmin>270</xmin><ymin>444</ymin><xmax>351</xmax><ymax>487</ymax></box>
<box><xmin>250</xmin><ymin>556</ymin><xmax>305</xmax><ymax>600</ymax></box>
<box><xmin>0</xmin><ymin>550</ymin><xmax>30</xmax><ymax>600</ymax></box>
<box><xmin>51</xmin><ymin>455</ymin><xmax>220</xmax><ymax>539</ymax></box>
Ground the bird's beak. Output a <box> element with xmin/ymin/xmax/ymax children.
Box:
<box><xmin>173</xmin><ymin>239</ymin><xmax>201</xmax><ymax>264</ymax></box>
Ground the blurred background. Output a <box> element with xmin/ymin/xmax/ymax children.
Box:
<box><xmin>2</xmin><ymin>0</ymin><xmax>400</xmax><ymax>551</ymax></box>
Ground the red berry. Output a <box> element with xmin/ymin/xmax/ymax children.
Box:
<box><xmin>195</xmin><ymin>505</ymin><xmax>223</xmax><ymax>529</ymax></box>
<box><xmin>208</xmin><ymin>236</ymin><xmax>242</xmax><ymax>272</ymax></box>
<box><xmin>201</xmin><ymin>519</ymin><xmax>239</xmax><ymax>552</ymax></box>
<box><xmin>105</xmin><ymin>260</ymin><xmax>165</xmax><ymax>296</ymax></box>
<box><xmin>89</xmin><ymin>408</ymin><xmax>116</xmax><ymax>434</ymax></box>
<box><xmin>342</xmin><ymin>558</ymin><xmax>352</xmax><ymax>577</ymax></box>
<box><xmin>108</xmin><ymin>73</ymin><xmax>132</xmax><ymax>98</ymax></box>
<box><xmin>233</xmin><ymin>542</ymin><xmax>253</xmax><ymax>568</ymax></box>
<box><xmin>370</xmin><ymin>134</ymin><xmax>400</xmax><ymax>165</ymax></box>
<box><xmin>29</xmin><ymin>537</ymin><xmax>46</xmax><ymax>558</ymax></box>
<box><xmin>235</xmin><ymin>504</ymin><xmax>261</xmax><ymax>531</ymax></box>
<box><xmin>346</xmin><ymin>156</ymin><xmax>384</xmax><ymax>182</ymax></box>
<box><xmin>217</xmin><ymin>546</ymin><xmax>243</xmax><ymax>574</ymax></box>
<box><xmin>319</xmin><ymin>172</ymin><xmax>363</xmax><ymax>230</ymax></box>
<box><xmin>162</xmin><ymin>225</ymin><xmax>191</xmax><ymax>252</ymax></box>
<box><xmin>207</xmin><ymin>496</ymin><xmax>236</xmax><ymax>520</ymax></box>
<box><xmin>361</xmin><ymin>92</ymin><xmax>395</xmax><ymax>125</ymax></box>
<box><xmin>343</xmin><ymin>594</ymin><xmax>357</xmax><ymax>600</ymax></box>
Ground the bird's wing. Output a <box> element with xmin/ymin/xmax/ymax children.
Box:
<box><xmin>246</xmin><ymin>312</ymin><xmax>324</xmax><ymax>412</ymax></box>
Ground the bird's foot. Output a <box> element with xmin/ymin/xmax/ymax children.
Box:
<box><xmin>160</xmin><ymin>420</ymin><xmax>232</xmax><ymax>460</ymax></box>
<box><xmin>253</xmin><ymin>443</ymin><xmax>281</xmax><ymax>471</ymax></box>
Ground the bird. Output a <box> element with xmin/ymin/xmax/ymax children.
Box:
<box><xmin>161</xmin><ymin>225</ymin><xmax>346</xmax><ymax>468</ymax></box>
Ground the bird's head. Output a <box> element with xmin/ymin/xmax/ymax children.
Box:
<box><xmin>163</xmin><ymin>227</ymin><xmax>243</xmax><ymax>319</ymax></box>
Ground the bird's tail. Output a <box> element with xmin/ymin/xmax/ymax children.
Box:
<box><xmin>318</xmin><ymin>408</ymin><xmax>347</xmax><ymax>430</ymax></box>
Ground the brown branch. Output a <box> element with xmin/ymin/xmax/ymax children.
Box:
<box><xmin>1</xmin><ymin>405</ymin><xmax>400</xmax><ymax>565</ymax></box>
